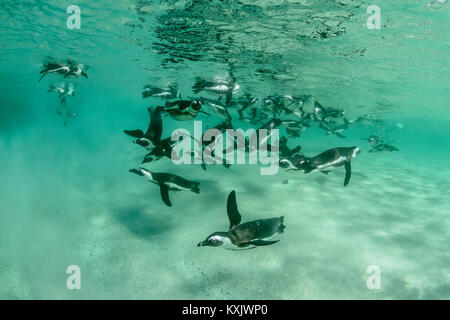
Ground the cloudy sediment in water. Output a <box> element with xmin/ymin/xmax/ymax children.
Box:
<box><xmin>0</xmin><ymin>0</ymin><xmax>449</xmax><ymax>299</ymax></box>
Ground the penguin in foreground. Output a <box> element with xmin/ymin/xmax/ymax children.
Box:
<box><xmin>197</xmin><ymin>190</ymin><xmax>285</xmax><ymax>249</ymax></box>
<box><xmin>129</xmin><ymin>167</ymin><xmax>200</xmax><ymax>207</ymax></box>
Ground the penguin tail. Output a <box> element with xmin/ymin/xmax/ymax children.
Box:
<box><xmin>142</xmin><ymin>91</ymin><xmax>152</xmax><ymax>99</ymax></box>
<box><xmin>192</xmin><ymin>80</ymin><xmax>205</xmax><ymax>94</ymax></box>
<box><xmin>278</xmin><ymin>216</ymin><xmax>286</xmax><ymax>233</ymax></box>
<box><xmin>191</xmin><ymin>183</ymin><xmax>200</xmax><ymax>194</ymax></box>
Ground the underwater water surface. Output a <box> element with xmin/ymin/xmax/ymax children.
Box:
<box><xmin>0</xmin><ymin>0</ymin><xmax>449</xmax><ymax>299</ymax></box>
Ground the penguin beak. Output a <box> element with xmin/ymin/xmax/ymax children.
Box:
<box><xmin>129</xmin><ymin>168</ymin><xmax>144</xmax><ymax>176</ymax></box>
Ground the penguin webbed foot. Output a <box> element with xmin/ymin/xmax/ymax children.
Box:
<box><xmin>191</xmin><ymin>184</ymin><xmax>200</xmax><ymax>194</ymax></box>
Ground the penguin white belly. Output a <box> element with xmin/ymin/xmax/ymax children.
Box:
<box><xmin>142</xmin><ymin>170</ymin><xmax>158</xmax><ymax>184</ymax></box>
<box><xmin>206</xmin><ymin>85</ymin><xmax>229</xmax><ymax>94</ymax></box>
<box><xmin>221</xmin><ymin>237</ymin><xmax>241</xmax><ymax>250</ymax></box>
<box><xmin>165</xmin><ymin>182</ymin><xmax>191</xmax><ymax>191</ymax></box>
<box><xmin>316</xmin><ymin>156</ymin><xmax>346</xmax><ymax>170</ymax></box>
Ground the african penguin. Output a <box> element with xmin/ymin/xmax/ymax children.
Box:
<box><xmin>129</xmin><ymin>167</ymin><xmax>200</xmax><ymax>207</ymax></box>
<box><xmin>162</xmin><ymin>100</ymin><xmax>209</xmax><ymax>121</ymax></box>
<box><xmin>301</xmin><ymin>146</ymin><xmax>361</xmax><ymax>186</ymax></box>
<box><xmin>197</xmin><ymin>190</ymin><xmax>285</xmax><ymax>250</ymax></box>
<box><xmin>142</xmin><ymin>85</ymin><xmax>179</xmax><ymax>99</ymax></box>
<box><xmin>192</xmin><ymin>78</ymin><xmax>239</xmax><ymax>97</ymax></box>
<box><xmin>124</xmin><ymin>107</ymin><xmax>163</xmax><ymax>150</ymax></box>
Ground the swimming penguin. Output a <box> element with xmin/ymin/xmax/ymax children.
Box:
<box><xmin>192</xmin><ymin>78</ymin><xmax>239</xmax><ymax>98</ymax></box>
<box><xmin>199</xmin><ymin>97</ymin><xmax>232</xmax><ymax>120</ymax></box>
<box><xmin>124</xmin><ymin>106</ymin><xmax>163</xmax><ymax>150</ymax></box>
<box><xmin>142</xmin><ymin>84</ymin><xmax>179</xmax><ymax>99</ymax></box>
<box><xmin>296</xmin><ymin>95</ymin><xmax>320</xmax><ymax>120</ymax></box>
<box><xmin>185</xmin><ymin>119</ymin><xmax>234</xmax><ymax>171</ymax></box>
<box><xmin>64</xmin><ymin>63</ymin><xmax>88</xmax><ymax>79</ymax></box>
<box><xmin>261</xmin><ymin>95</ymin><xmax>291</xmax><ymax>118</ymax></box>
<box><xmin>39</xmin><ymin>60</ymin><xmax>88</xmax><ymax>81</ymax></box>
<box><xmin>319</xmin><ymin>119</ymin><xmax>349</xmax><ymax>139</ymax></box>
<box><xmin>141</xmin><ymin>135</ymin><xmax>189</xmax><ymax>164</ymax></box>
<box><xmin>129</xmin><ymin>167</ymin><xmax>200</xmax><ymax>207</ymax></box>
<box><xmin>234</xmin><ymin>93</ymin><xmax>258</xmax><ymax>120</ymax></box>
<box><xmin>39</xmin><ymin>62</ymin><xmax>71</xmax><ymax>82</ymax></box>
<box><xmin>54</xmin><ymin>95</ymin><xmax>78</xmax><ymax>126</ymax></box>
<box><xmin>366</xmin><ymin>134</ymin><xmax>384</xmax><ymax>146</ymax></box>
<box><xmin>301</xmin><ymin>146</ymin><xmax>361</xmax><ymax>186</ymax></box>
<box><xmin>277</xmin><ymin>136</ymin><xmax>302</xmax><ymax>158</ymax></box>
<box><xmin>197</xmin><ymin>190</ymin><xmax>285</xmax><ymax>249</ymax></box>
<box><xmin>48</xmin><ymin>83</ymin><xmax>75</xmax><ymax>101</ymax></box>
<box><xmin>162</xmin><ymin>99</ymin><xmax>209</xmax><ymax>121</ymax></box>
<box><xmin>281</xmin><ymin>119</ymin><xmax>309</xmax><ymax>138</ymax></box>
<box><xmin>369</xmin><ymin>143</ymin><xmax>399</xmax><ymax>153</ymax></box>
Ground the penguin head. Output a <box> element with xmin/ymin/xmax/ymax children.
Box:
<box><xmin>192</xmin><ymin>100</ymin><xmax>202</xmax><ymax>110</ymax></box>
<box><xmin>351</xmin><ymin>146</ymin><xmax>361</xmax><ymax>158</ymax></box>
<box><xmin>197</xmin><ymin>232</ymin><xmax>229</xmax><ymax>248</ymax></box>
<box><xmin>134</xmin><ymin>138</ymin><xmax>150</xmax><ymax>147</ymax></box>
<box><xmin>279</xmin><ymin>158</ymin><xmax>294</xmax><ymax>170</ymax></box>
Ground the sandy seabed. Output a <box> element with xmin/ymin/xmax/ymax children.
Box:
<box><xmin>0</xmin><ymin>127</ymin><xmax>449</xmax><ymax>299</ymax></box>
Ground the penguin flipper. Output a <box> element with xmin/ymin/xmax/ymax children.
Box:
<box><xmin>344</xmin><ymin>161</ymin><xmax>351</xmax><ymax>187</ymax></box>
<box><xmin>248</xmin><ymin>239</ymin><xmax>279</xmax><ymax>246</ymax></box>
<box><xmin>227</xmin><ymin>190</ymin><xmax>242</xmax><ymax>229</ymax></box>
<box><xmin>192</xmin><ymin>79</ymin><xmax>205</xmax><ymax>94</ymax></box>
<box><xmin>124</xmin><ymin>129</ymin><xmax>144</xmax><ymax>138</ymax></box>
<box><xmin>146</xmin><ymin>107</ymin><xmax>163</xmax><ymax>143</ymax></box>
<box><xmin>159</xmin><ymin>184</ymin><xmax>172</xmax><ymax>207</ymax></box>
<box><xmin>39</xmin><ymin>73</ymin><xmax>47</xmax><ymax>82</ymax></box>
<box><xmin>199</xmin><ymin>110</ymin><xmax>212</xmax><ymax>116</ymax></box>
<box><xmin>141</xmin><ymin>154</ymin><xmax>154</xmax><ymax>164</ymax></box>
<box><xmin>320</xmin><ymin>170</ymin><xmax>330</xmax><ymax>175</ymax></box>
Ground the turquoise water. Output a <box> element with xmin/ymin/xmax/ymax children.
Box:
<box><xmin>0</xmin><ymin>0</ymin><xmax>449</xmax><ymax>299</ymax></box>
